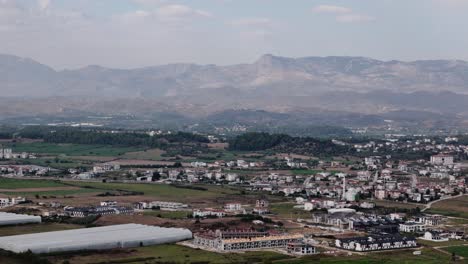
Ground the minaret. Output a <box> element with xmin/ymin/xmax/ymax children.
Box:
<box><xmin>342</xmin><ymin>175</ymin><xmax>346</xmax><ymax>200</ymax></box>
<box><xmin>373</xmin><ymin>171</ymin><xmax>379</xmax><ymax>184</ymax></box>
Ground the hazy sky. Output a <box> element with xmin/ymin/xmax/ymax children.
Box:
<box><xmin>1</xmin><ymin>0</ymin><xmax>468</xmax><ymax>69</ymax></box>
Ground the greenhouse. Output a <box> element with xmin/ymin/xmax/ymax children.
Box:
<box><xmin>0</xmin><ymin>212</ymin><xmax>41</xmax><ymax>226</ymax></box>
<box><xmin>0</xmin><ymin>223</ymin><xmax>192</xmax><ymax>254</ymax></box>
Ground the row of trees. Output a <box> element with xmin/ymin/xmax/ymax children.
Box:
<box><xmin>15</xmin><ymin>126</ymin><xmax>209</xmax><ymax>147</ymax></box>
<box><xmin>228</xmin><ymin>132</ymin><xmax>354</xmax><ymax>156</ymax></box>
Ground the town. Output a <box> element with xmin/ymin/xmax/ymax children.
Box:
<box><xmin>0</xmin><ymin>127</ymin><xmax>467</xmax><ymax>264</ymax></box>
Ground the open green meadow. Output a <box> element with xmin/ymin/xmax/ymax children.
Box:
<box><xmin>0</xmin><ymin>223</ymin><xmax>81</xmax><ymax>237</ymax></box>
<box><xmin>23</xmin><ymin>158</ymin><xmax>88</xmax><ymax>170</ymax></box>
<box><xmin>445</xmin><ymin>245</ymin><xmax>468</xmax><ymax>258</ymax></box>
<box><xmin>427</xmin><ymin>195</ymin><xmax>468</xmax><ymax>219</ymax></box>
<box><xmin>65</xmin><ymin>181</ymin><xmax>241</xmax><ymax>201</ymax></box>
<box><xmin>2</xmin><ymin>188</ymin><xmax>102</xmax><ymax>198</ymax></box>
<box><xmin>7</xmin><ymin>142</ymin><xmax>143</xmax><ymax>156</ymax></box>
<box><xmin>45</xmin><ymin>246</ymin><xmax>457</xmax><ymax>264</ymax></box>
<box><xmin>277</xmin><ymin>248</ymin><xmax>453</xmax><ymax>264</ymax></box>
<box><xmin>0</xmin><ymin>178</ymin><xmax>66</xmax><ymax>189</ymax></box>
<box><xmin>270</xmin><ymin>203</ymin><xmax>311</xmax><ymax>219</ymax></box>
<box><xmin>48</xmin><ymin>244</ymin><xmax>293</xmax><ymax>264</ymax></box>
<box><xmin>142</xmin><ymin>210</ymin><xmax>190</xmax><ymax>219</ymax></box>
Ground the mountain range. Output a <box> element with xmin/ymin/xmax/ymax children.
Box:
<box><xmin>1</xmin><ymin>53</ymin><xmax>468</xmax><ymax>131</ymax></box>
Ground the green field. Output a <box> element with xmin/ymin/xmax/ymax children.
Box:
<box><xmin>24</xmin><ymin>158</ymin><xmax>88</xmax><ymax>170</ymax></box>
<box><xmin>1</xmin><ymin>188</ymin><xmax>102</xmax><ymax>198</ymax></box>
<box><xmin>278</xmin><ymin>248</ymin><xmax>452</xmax><ymax>264</ymax></box>
<box><xmin>8</xmin><ymin>142</ymin><xmax>143</xmax><ymax>156</ymax></box>
<box><xmin>417</xmin><ymin>238</ymin><xmax>468</xmax><ymax>247</ymax></box>
<box><xmin>270</xmin><ymin>203</ymin><xmax>310</xmax><ymax>219</ymax></box>
<box><xmin>0</xmin><ymin>178</ymin><xmax>66</xmax><ymax>189</ymax></box>
<box><xmin>143</xmin><ymin>210</ymin><xmax>190</xmax><ymax>219</ymax></box>
<box><xmin>445</xmin><ymin>245</ymin><xmax>468</xmax><ymax>258</ymax></box>
<box><xmin>427</xmin><ymin>209</ymin><xmax>468</xmax><ymax>219</ymax></box>
<box><xmin>45</xmin><ymin>246</ymin><xmax>457</xmax><ymax>264</ymax></box>
<box><xmin>65</xmin><ymin>181</ymin><xmax>241</xmax><ymax>202</ymax></box>
<box><xmin>49</xmin><ymin>244</ymin><xmax>293</xmax><ymax>264</ymax></box>
<box><xmin>0</xmin><ymin>223</ymin><xmax>81</xmax><ymax>237</ymax></box>
<box><xmin>372</xmin><ymin>199</ymin><xmax>422</xmax><ymax>209</ymax></box>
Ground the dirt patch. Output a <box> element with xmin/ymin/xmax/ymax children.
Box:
<box><xmin>95</xmin><ymin>214</ymin><xmax>251</xmax><ymax>232</ymax></box>
<box><xmin>69</xmin><ymin>156</ymin><xmax>118</xmax><ymax>162</ymax></box>
<box><xmin>112</xmin><ymin>159</ymin><xmax>175</xmax><ymax>166</ymax></box>
<box><xmin>207</xmin><ymin>143</ymin><xmax>228</xmax><ymax>149</ymax></box>
<box><xmin>121</xmin><ymin>148</ymin><xmax>166</xmax><ymax>160</ymax></box>
<box><xmin>43</xmin><ymin>194</ymin><xmax>150</xmax><ymax>207</ymax></box>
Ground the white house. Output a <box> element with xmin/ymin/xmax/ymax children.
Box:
<box><xmin>422</xmin><ymin>231</ymin><xmax>448</xmax><ymax>242</ymax></box>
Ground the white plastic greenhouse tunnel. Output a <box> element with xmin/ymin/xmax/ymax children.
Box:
<box><xmin>0</xmin><ymin>223</ymin><xmax>193</xmax><ymax>254</ymax></box>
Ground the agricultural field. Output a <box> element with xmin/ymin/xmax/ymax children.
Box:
<box><xmin>64</xmin><ymin>181</ymin><xmax>242</xmax><ymax>203</ymax></box>
<box><xmin>1</xmin><ymin>188</ymin><xmax>102</xmax><ymax>198</ymax></box>
<box><xmin>445</xmin><ymin>245</ymin><xmax>468</xmax><ymax>258</ymax></box>
<box><xmin>417</xmin><ymin>238</ymin><xmax>467</xmax><ymax>247</ymax></box>
<box><xmin>0</xmin><ymin>223</ymin><xmax>81</xmax><ymax>237</ymax></box>
<box><xmin>7</xmin><ymin>142</ymin><xmax>143</xmax><ymax>157</ymax></box>
<box><xmin>280</xmin><ymin>248</ymin><xmax>453</xmax><ymax>264</ymax></box>
<box><xmin>120</xmin><ymin>148</ymin><xmax>166</xmax><ymax>161</ymax></box>
<box><xmin>0</xmin><ymin>178</ymin><xmax>66</xmax><ymax>189</ymax></box>
<box><xmin>270</xmin><ymin>203</ymin><xmax>311</xmax><ymax>219</ymax></box>
<box><xmin>427</xmin><ymin>195</ymin><xmax>468</xmax><ymax>219</ymax></box>
<box><xmin>0</xmin><ymin>178</ymin><xmax>103</xmax><ymax>197</ymax></box>
<box><xmin>371</xmin><ymin>199</ymin><xmax>423</xmax><ymax>210</ymax></box>
<box><xmin>24</xmin><ymin>158</ymin><xmax>87</xmax><ymax>170</ymax></box>
<box><xmin>47</xmin><ymin>244</ymin><xmax>293</xmax><ymax>264</ymax></box>
<box><xmin>142</xmin><ymin>210</ymin><xmax>190</xmax><ymax>219</ymax></box>
<box><xmin>44</xmin><ymin>246</ymin><xmax>458</xmax><ymax>264</ymax></box>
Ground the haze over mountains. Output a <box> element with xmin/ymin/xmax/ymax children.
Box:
<box><xmin>1</xmin><ymin>53</ymin><xmax>468</xmax><ymax>130</ymax></box>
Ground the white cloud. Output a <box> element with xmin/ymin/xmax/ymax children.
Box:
<box><xmin>313</xmin><ymin>4</ymin><xmax>374</xmax><ymax>23</ymax></box>
<box><xmin>155</xmin><ymin>4</ymin><xmax>211</xmax><ymax>22</ymax></box>
<box><xmin>313</xmin><ymin>5</ymin><xmax>352</xmax><ymax>14</ymax></box>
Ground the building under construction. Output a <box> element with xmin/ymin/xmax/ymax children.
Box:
<box><xmin>193</xmin><ymin>229</ymin><xmax>302</xmax><ymax>251</ymax></box>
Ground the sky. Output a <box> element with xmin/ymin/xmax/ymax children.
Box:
<box><xmin>1</xmin><ymin>0</ymin><xmax>468</xmax><ymax>69</ymax></box>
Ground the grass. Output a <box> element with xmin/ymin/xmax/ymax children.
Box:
<box><xmin>426</xmin><ymin>209</ymin><xmax>468</xmax><ymax>219</ymax></box>
<box><xmin>142</xmin><ymin>210</ymin><xmax>190</xmax><ymax>219</ymax></box>
<box><xmin>46</xmin><ymin>245</ymin><xmax>456</xmax><ymax>264</ymax></box>
<box><xmin>24</xmin><ymin>158</ymin><xmax>87</xmax><ymax>170</ymax></box>
<box><xmin>64</xmin><ymin>181</ymin><xmax>240</xmax><ymax>202</ymax></box>
<box><xmin>1</xmin><ymin>188</ymin><xmax>101</xmax><ymax>198</ymax></box>
<box><xmin>427</xmin><ymin>195</ymin><xmax>468</xmax><ymax>219</ymax></box>
<box><xmin>8</xmin><ymin>142</ymin><xmax>143</xmax><ymax>157</ymax></box>
<box><xmin>49</xmin><ymin>244</ymin><xmax>293</xmax><ymax>264</ymax></box>
<box><xmin>279</xmin><ymin>248</ymin><xmax>452</xmax><ymax>264</ymax></box>
<box><xmin>445</xmin><ymin>245</ymin><xmax>468</xmax><ymax>258</ymax></box>
<box><xmin>372</xmin><ymin>199</ymin><xmax>423</xmax><ymax>210</ymax></box>
<box><xmin>0</xmin><ymin>178</ymin><xmax>66</xmax><ymax>189</ymax></box>
<box><xmin>121</xmin><ymin>148</ymin><xmax>166</xmax><ymax>161</ymax></box>
<box><xmin>417</xmin><ymin>238</ymin><xmax>468</xmax><ymax>247</ymax></box>
<box><xmin>270</xmin><ymin>203</ymin><xmax>310</xmax><ymax>219</ymax></box>
<box><xmin>446</xmin><ymin>217</ymin><xmax>468</xmax><ymax>225</ymax></box>
<box><xmin>0</xmin><ymin>223</ymin><xmax>81</xmax><ymax>237</ymax></box>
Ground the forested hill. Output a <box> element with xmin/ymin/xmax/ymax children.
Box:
<box><xmin>16</xmin><ymin>126</ymin><xmax>209</xmax><ymax>147</ymax></box>
<box><xmin>228</xmin><ymin>132</ymin><xmax>354</xmax><ymax>156</ymax></box>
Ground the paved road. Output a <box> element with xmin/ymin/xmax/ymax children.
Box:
<box><xmin>421</xmin><ymin>193</ymin><xmax>466</xmax><ymax>212</ymax></box>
